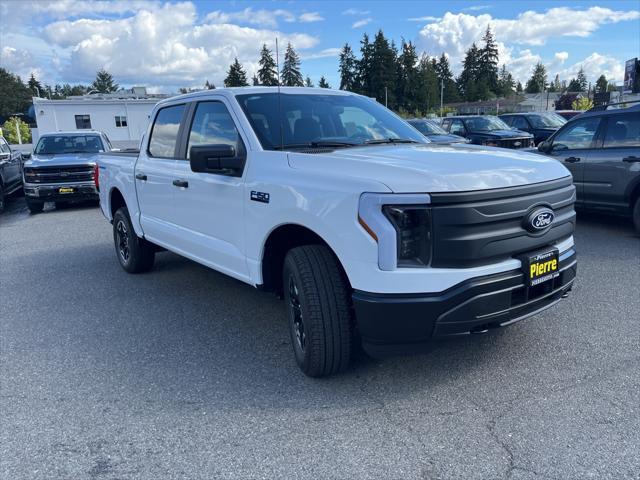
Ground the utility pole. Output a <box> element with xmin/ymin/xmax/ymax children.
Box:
<box><xmin>385</xmin><ymin>86</ymin><xmax>388</xmax><ymax>108</ymax></box>
<box><xmin>440</xmin><ymin>79</ymin><xmax>444</xmax><ymax>116</ymax></box>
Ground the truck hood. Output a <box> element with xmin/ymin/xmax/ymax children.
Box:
<box><xmin>288</xmin><ymin>143</ymin><xmax>571</xmax><ymax>193</ymax></box>
<box><xmin>26</xmin><ymin>153</ymin><xmax>99</xmax><ymax>168</ymax></box>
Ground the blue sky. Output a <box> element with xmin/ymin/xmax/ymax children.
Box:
<box><xmin>1</xmin><ymin>0</ymin><xmax>638</xmax><ymax>92</ymax></box>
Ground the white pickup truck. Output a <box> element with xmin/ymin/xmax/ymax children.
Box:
<box><xmin>98</xmin><ymin>87</ymin><xmax>577</xmax><ymax>377</ymax></box>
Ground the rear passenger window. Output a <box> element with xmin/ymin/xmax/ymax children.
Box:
<box><xmin>187</xmin><ymin>101</ymin><xmax>243</xmax><ymax>158</ymax></box>
<box><xmin>148</xmin><ymin>104</ymin><xmax>185</xmax><ymax>158</ymax></box>
<box><xmin>603</xmin><ymin>114</ymin><xmax>640</xmax><ymax>148</ymax></box>
<box><xmin>511</xmin><ymin>117</ymin><xmax>529</xmax><ymax>130</ymax></box>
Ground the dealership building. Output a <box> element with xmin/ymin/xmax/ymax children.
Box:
<box><xmin>32</xmin><ymin>87</ymin><xmax>170</xmax><ymax>148</ymax></box>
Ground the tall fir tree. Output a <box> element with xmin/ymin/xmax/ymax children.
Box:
<box><xmin>305</xmin><ymin>76</ymin><xmax>314</xmax><ymax>87</ymax></box>
<box><xmin>357</xmin><ymin>33</ymin><xmax>374</xmax><ymax>96</ymax></box>
<box><xmin>369</xmin><ymin>30</ymin><xmax>398</xmax><ymax>108</ymax></box>
<box><xmin>257</xmin><ymin>44</ymin><xmax>278</xmax><ymax>86</ymax></box>
<box><xmin>595</xmin><ymin>74</ymin><xmax>608</xmax><ymax>93</ymax></box>
<box><xmin>525</xmin><ymin>62</ymin><xmax>547</xmax><ymax>93</ymax></box>
<box><xmin>457</xmin><ymin>43</ymin><xmax>484</xmax><ymax>101</ymax></box>
<box><xmin>318</xmin><ymin>76</ymin><xmax>330</xmax><ymax>88</ymax></box>
<box><xmin>478</xmin><ymin>26</ymin><xmax>499</xmax><ymax>95</ymax></box>
<box><xmin>497</xmin><ymin>65</ymin><xmax>515</xmax><ymax>97</ymax></box>
<box><xmin>435</xmin><ymin>53</ymin><xmax>458</xmax><ymax>103</ymax></box>
<box><xmin>516</xmin><ymin>81</ymin><xmax>524</xmax><ymax>94</ymax></box>
<box><xmin>415</xmin><ymin>54</ymin><xmax>439</xmax><ymax>113</ymax></box>
<box><xmin>27</xmin><ymin>73</ymin><xmax>43</xmax><ymax>96</ymax></box>
<box><xmin>204</xmin><ymin>80</ymin><xmax>215</xmax><ymax>89</ymax></box>
<box><xmin>338</xmin><ymin>43</ymin><xmax>358</xmax><ymax>91</ymax></box>
<box><xmin>224</xmin><ymin>58</ymin><xmax>249</xmax><ymax>87</ymax></box>
<box><xmin>396</xmin><ymin>40</ymin><xmax>419</xmax><ymax>111</ymax></box>
<box><xmin>576</xmin><ymin>67</ymin><xmax>588</xmax><ymax>91</ymax></box>
<box><xmin>281</xmin><ymin>43</ymin><xmax>304</xmax><ymax>87</ymax></box>
<box><xmin>91</xmin><ymin>69</ymin><xmax>119</xmax><ymax>93</ymax></box>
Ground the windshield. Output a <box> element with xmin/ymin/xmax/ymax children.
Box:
<box><xmin>528</xmin><ymin>113</ymin><xmax>567</xmax><ymax>129</ymax></box>
<box><xmin>463</xmin><ymin>116</ymin><xmax>510</xmax><ymax>132</ymax></box>
<box><xmin>35</xmin><ymin>135</ymin><xmax>104</xmax><ymax>155</ymax></box>
<box><xmin>408</xmin><ymin>119</ymin><xmax>447</xmax><ymax>135</ymax></box>
<box><xmin>236</xmin><ymin>92</ymin><xmax>427</xmax><ymax>150</ymax></box>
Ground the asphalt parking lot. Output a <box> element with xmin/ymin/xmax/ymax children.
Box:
<box><xmin>1</xmin><ymin>197</ymin><xmax>639</xmax><ymax>480</ymax></box>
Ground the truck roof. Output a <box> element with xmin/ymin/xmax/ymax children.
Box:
<box><xmin>158</xmin><ymin>86</ymin><xmax>357</xmax><ymax>106</ymax></box>
<box><xmin>40</xmin><ymin>130</ymin><xmax>104</xmax><ymax>137</ymax></box>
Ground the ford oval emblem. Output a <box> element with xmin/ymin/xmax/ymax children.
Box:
<box><xmin>525</xmin><ymin>207</ymin><xmax>555</xmax><ymax>232</ymax></box>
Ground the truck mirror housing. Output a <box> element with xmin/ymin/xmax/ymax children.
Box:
<box><xmin>190</xmin><ymin>144</ymin><xmax>244</xmax><ymax>176</ymax></box>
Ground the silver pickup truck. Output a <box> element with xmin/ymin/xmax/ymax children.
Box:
<box><xmin>23</xmin><ymin>131</ymin><xmax>113</xmax><ymax>213</ymax></box>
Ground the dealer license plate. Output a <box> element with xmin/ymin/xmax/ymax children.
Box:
<box><xmin>523</xmin><ymin>249</ymin><xmax>560</xmax><ymax>286</ymax></box>
<box><xmin>59</xmin><ymin>187</ymin><xmax>75</xmax><ymax>194</ymax></box>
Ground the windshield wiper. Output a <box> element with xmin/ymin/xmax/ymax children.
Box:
<box><xmin>273</xmin><ymin>141</ymin><xmax>359</xmax><ymax>150</ymax></box>
<box><xmin>364</xmin><ymin>138</ymin><xmax>420</xmax><ymax>145</ymax></box>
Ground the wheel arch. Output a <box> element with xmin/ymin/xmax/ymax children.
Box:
<box><xmin>260</xmin><ymin>223</ymin><xmax>350</xmax><ymax>295</ymax></box>
<box><xmin>109</xmin><ymin>186</ymin><xmax>127</xmax><ymax>220</ymax></box>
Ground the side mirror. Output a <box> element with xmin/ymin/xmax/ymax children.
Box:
<box><xmin>538</xmin><ymin>141</ymin><xmax>551</xmax><ymax>153</ymax></box>
<box><xmin>22</xmin><ymin>152</ymin><xmax>31</xmax><ymax>160</ymax></box>
<box><xmin>190</xmin><ymin>144</ymin><xmax>244</xmax><ymax>176</ymax></box>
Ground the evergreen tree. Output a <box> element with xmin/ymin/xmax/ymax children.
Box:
<box><xmin>27</xmin><ymin>73</ymin><xmax>43</xmax><ymax>96</ymax></box>
<box><xmin>516</xmin><ymin>81</ymin><xmax>524</xmax><ymax>94</ymax></box>
<box><xmin>458</xmin><ymin>43</ymin><xmax>485</xmax><ymax>101</ymax></box>
<box><xmin>396</xmin><ymin>40</ymin><xmax>419</xmax><ymax>111</ymax></box>
<box><xmin>305</xmin><ymin>76</ymin><xmax>314</xmax><ymax>87</ymax></box>
<box><xmin>91</xmin><ymin>69</ymin><xmax>119</xmax><ymax>93</ymax></box>
<box><xmin>575</xmin><ymin>67</ymin><xmax>588</xmax><ymax>91</ymax></box>
<box><xmin>257</xmin><ymin>44</ymin><xmax>278</xmax><ymax>86</ymax></box>
<box><xmin>595</xmin><ymin>74</ymin><xmax>608</xmax><ymax>93</ymax></box>
<box><xmin>338</xmin><ymin>43</ymin><xmax>358</xmax><ymax>91</ymax></box>
<box><xmin>281</xmin><ymin>43</ymin><xmax>304</xmax><ymax>87</ymax></box>
<box><xmin>525</xmin><ymin>62</ymin><xmax>547</xmax><ymax>93</ymax></box>
<box><xmin>369</xmin><ymin>30</ymin><xmax>397</xmax><ymax>108</ymax></box>
<box><xmin>0</xmin><ymin>68</ymin><xmax>32</xmax><ymax>118</ymax></box>
<box><xmin>497</xmin><ymin>65</ymin><xmax>515</xmax><ymax>97</ymax></box>
<box><xmin>204</xmin><ymin>80</ymin><xmax>215</xmax><ymax>89</ymax></box>
<box><xmin>415</xmin><ymin>53</ymin><xmax>439</xmax><ymax>113</ymax></box>
<box><xmin>252</xmin><ymin>75</ymin><xmax>259</xmax><ymax>86</ymax></box>
<box><xmin>478</xmin><ymin>26</ymin><xmax>499</xmax><ymax>95</ymax></box>
<box><xmin>549</xmin><ymin>74</ymin><xmax>561</xmax><ymax>93</ymax></box>
<box><xmin>357</xmin><ymin>33</ymin><xmax>374</xmax><ymax>96</ymax></box>
<box><xmin>435</xmin><ymin>53</ymin><xmax>458</xmax><ymax>103</ymax></box>
<box><xmin>318</xmin><ymin>76</ymin><xmax>330</xmax><ymax>88</ymax></box>
<box><xmin>224</xmin><ymin>58</ymin><xmax>249</xmax><ymax>87</ymax></box>
<box><xmin>567</xmin><ymin>77</ymin><xmax>582</xmax><ymax>92</ymax></box>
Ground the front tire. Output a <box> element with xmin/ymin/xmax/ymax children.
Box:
<box><xmin>113</xmin><ymin>207</ymin><xmax>155</xmax><ymax>273</ymax></box>
<box><xmin>283</xmin><ymin>245</ymin><xmax>353</xmax><ymax>377</ymax></box>
<box><xmin>26</xmin><ymin>198</ymin><xmax>44</xmax><ymax>214</ymax></box>
<box><xmin>633</xmin><ymin>197</ymin><xmax>640</xmax><ymax>233</ymax></box>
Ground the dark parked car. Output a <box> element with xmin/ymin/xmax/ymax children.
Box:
<box><xmin>499</xmin><ymin>112</ymin><xmax>566</xmax><ymax>146</ymax></box>
<box><xmin>537</xmin><ymin>103</ymin><xmax>640</xmax><ymax>231</ymax></box>
<box><xmin>407</xmin><ymin>118</ymin><xmax>468</xmax><ymax>144</ymax></box>
<box><xmin>441</xmin><ymin>115</ymin><xmax>534</xmax><ymax>149</ymax></box>
<box><xmin>22</xmin><ymin>131</ymin><xmax>112</xmax><ymax>213</ymax></box>
<box><xmin>0</xmin><ymin>135</ymin><xmax>23</xmax><ymax>213</ymax></box>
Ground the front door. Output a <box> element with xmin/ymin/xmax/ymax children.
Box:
<box><xmin>0</xmin><ymin>137</ymin><xmax>21</xmax><ymax>189</ymax></box>
<box><xmin>136</xmin><ymin>103</ymin><xmax>186</xmax><ymax>245</ymax></box>
<box><xmin>547</xmin><ymin>115</ymin><xmax>603</xmax><ymax>206</ymax></box>
<box><xmin>171</xmin><ymin>99</ymin><xmax>249</xmax><ymax>281</ymax></box>
<box><xmin>582</xmin><ymin>112</ymin><xmax>640</xmax><ymax>213</ymax></box>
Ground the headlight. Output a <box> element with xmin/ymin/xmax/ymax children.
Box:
<box><xmin>383</xmin><ymin>205</ymin><xmax>432</xmax><ymax>267</ymax></box>
<box><xmin>358</xmin><ymin>193</ymin><xmax>432</xmax><ymax>270</ymax></box>
<box><xmin>23</xmin><ymin>168</ymin><xmax>36</xmax><ymax>180</ymax></box>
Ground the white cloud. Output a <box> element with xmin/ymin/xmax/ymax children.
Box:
<box><xmin>408</xmin><ymin>16</ymin><xmax>440</xmax><ymax>22</ymax></box>
<box><xmin>38</xmin><ymin>2</ymin><xmax>318</xmax><ymax>88</ymax></box>
<box><xmin>352</xmin><ymin>18</ymin><xmax>372</xmax><ymax>29</ymax></box>
<box><xmin>464</xmin><ymin>5</ymin><xmax>491</xmax><ymax>12</ymax></box>
<box><xmin>205</xmin><ymin>8</ymin><xmax>296</xmax><ymax>28</ymax></box>
<box><xmin>0</xmin><ymin>46</ymin><xmax>40</xmax><ymax>79</ymax></box>
<box><xmin>299</xmin><ymin>12</ymin><xmax>324</xmax><ymax>23</ymax></box>
<box><xmin>301</xmin><ymin>48</ymin><xmax>341</xmax><ymax>60</ymax></box>
<box><xmin>555</xmin><ymin>53</ymin><xmax>625</xmax><ymax>84</ymax></box>
<box><xmin>554</xmin><ymin>51</ymin><xmax>569</xmax><ymax>64</ymax></box>
<box><xmin>342</xmin><ymin>8</ymin><xmax>370</xmax><ymax>15</ymax></box>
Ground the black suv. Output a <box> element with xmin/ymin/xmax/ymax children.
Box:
<box><xmin>537</xmin><ymin>103</ymin><xmax>640</xmax><ymax>232</ymax></box>
<box><xmin>499</xmin><ymin>112</ymin><xmax>566</xmax><ymax>146</ymax></box>
<box><xmin>441</xmin><ymin>115</ymin><xmax>534</xmax><ymax>149</ymax></box>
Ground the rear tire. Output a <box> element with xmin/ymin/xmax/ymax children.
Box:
<box><xmin>113</xmin><ymin>207</ymin><xmax>155</xmax><ymax>273</ymax></box>
<box><xmin>633</xmin><ymin>197</ymin><xmax>640</xmax><ymax>233</ymax></box>
<box><xmin>26</xmin><ymin>198</ymin><xmax>44</xmax><ymax>214</ymax></box>
<box><xmin>283</xmin><ymin>245</ymin><xmax>353</xmax><ymax>377</ymax></box>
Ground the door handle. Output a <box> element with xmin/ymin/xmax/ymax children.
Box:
<box><xmin>135</xmin><ymin>173</ymin><xmax>147</xmax><ymax>181</ymax></box>
<box><xmin>172</xmin><ymin>179</ymin><xmax>189</xmax><ymax>188</ymax></box>
<box><xmin>623</xmin><ymin>156</ymin><xmax>640</xmax><ymax>163</ymax></box>
<box><xmin>564</xmin><ymin>156</ymin><xmax>581</xmax><ymax>163</ymax></box>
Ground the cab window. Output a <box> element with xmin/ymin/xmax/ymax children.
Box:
<box><xmin>603</xmin><ymin>114</ymin><xmax>640</xmax><ymax>148</ymax></box>
<box><xmin>186</xmin><ymin>101</ymin><xmax>244</xmax><ymax>159</ymax></box>
<box><xmin>552</xmin><ymin>117</ymin><xmax>601</xmax><ymax>150</ymax></box>
<box><xmin>511</xmin><ymin>116</ymin><xmax>530</xmax><ymax>130</ymax></box>
<box><xmin>450</xmin><ymin>119</ymin><xmax>466</xmax><ymax>136</ymax></box>
<box><xmin>148</xmin><ymin>104</ymin><xmax>185</xmax><ymax>158</ymax></box>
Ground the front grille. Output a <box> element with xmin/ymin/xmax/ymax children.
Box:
<box><xmin>24</xmin><ymin>165</ymin><xmax>94</xmax><ymax>184</ymax></box>
<box><xmin>497</xmin><ymin>137</ymin><xmax>533</xmax><ymax>149</ymax></box>
<box><xmin>429</xmin><ymin>177</ymin><xmax>576</xmax><ymax>268</ymax></box>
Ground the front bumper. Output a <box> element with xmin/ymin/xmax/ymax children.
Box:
<box><xmin>352</xmin><ymin>249</ymin><xmax>576</xmax><ymax>357</ymax></box>
<box><xmin>24</xmin><ymin>182</ymin><xmax>98</xmax><ymax>202</ymax></box>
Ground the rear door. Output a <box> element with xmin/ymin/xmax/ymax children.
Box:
<box><xmin>546</xmin><ymin>116</ymin><xmax>603</xmax><ymax>206</ymax></box>
<box><xmin>170</xmin><ymin>98</ymin><xmax>250</xmax><ymax>280</ymax></box>
<box><xmin>582</xmin><ymin>112</ymin><xmax>640</xmax><ymax>213</ymax></box>
<box><xmin>135</xmin><ymin>103</ymin><xmax>187</xmax><ymax>244</ymax></box>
